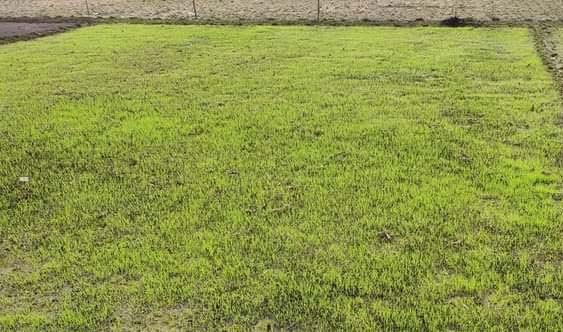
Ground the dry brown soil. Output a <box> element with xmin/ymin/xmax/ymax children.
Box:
<box><xmin>0</xmin><ymin>0</ymin><xmax>562</xmax><ymax>22</ymax></box>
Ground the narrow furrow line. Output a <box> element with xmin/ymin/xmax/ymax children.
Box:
<box><xmin>531</xmin><ymin>24</ymin><xmax>563</xmax><ymax>100</ymax></box>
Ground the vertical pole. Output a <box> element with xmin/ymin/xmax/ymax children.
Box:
<box><xmin>317</xmin><ymin>0</ymin><xmax>320</xmax><ymax>21</ymax></box>
<box><xmin>193</xmin><ymin>0</ymin><xmax>198</xmax><ymax>18</ymax></box>
<box><xmin>85</xmin><ymin>0</ymin><xmax>90</xmax><ymax>16</ymax></box>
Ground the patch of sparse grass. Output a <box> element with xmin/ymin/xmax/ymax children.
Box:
<box><xmin>558</xmin><ymin>28</ymin><xmax>563</xmax><ymax>76</ymax></box>
<box><xmin>1</xmin><ymin>25</ymin><xmax>562</xmax><ymax>331</ymax></box>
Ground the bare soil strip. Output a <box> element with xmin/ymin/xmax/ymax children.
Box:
<box><xmin>532</xmin><ymin>25</ymin><xmax>563</xmax><ymax>99</ymax></box>
<box><xmin>0</xmin><ymin>22</ymin><xmax>83</xmax><ymax>43</ymax></box>
<box><xmin>0</xmin><ymin>0</ymin><xmax>562</xmax><ymax>22</ymax></box>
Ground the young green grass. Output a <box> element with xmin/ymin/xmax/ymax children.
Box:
<box><xmin>0</xmin><ymin>25</ymin><xmax>562</xmax><ymax>331</ymax></box>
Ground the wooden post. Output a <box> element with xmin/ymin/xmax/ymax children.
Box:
<box><xmin>192</xmin><ymin>0</ymin><xmax>198</xmax><ymax>18</ymax></box>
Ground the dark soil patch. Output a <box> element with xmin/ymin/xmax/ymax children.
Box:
<box><xmin>440</xmin><ymin>16</ymin><xmax>475</xmax><ymax>27</ymax></box>
<box><xmin>0</xmin><ymin>22</ymin><xmax>83</xmax><ymax>44</ymax></box>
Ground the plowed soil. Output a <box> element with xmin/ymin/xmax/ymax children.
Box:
<box><xmin>0</xmin><ymin>0</ymin><xmax>562</xmax><ymax>22</ymax></box>
<box><xmin>0</xmin><ymin>22</ymin><xmax>80</xmax><ymax>43</ymax></box>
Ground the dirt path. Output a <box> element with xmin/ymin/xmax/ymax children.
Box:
<box><xmin>533</xmin><ymin>25</ymin><xmax>563</xmax><ymax>98</ymax></box>
<box><xmin>0</xmin><ymin>0</ymin><xmax>562</xmax><ymax>22</ymax></box>
<box><xmin>0</xmin><ymin>22</ymin><xmax>81</xmax><ymax>43</ymax></box>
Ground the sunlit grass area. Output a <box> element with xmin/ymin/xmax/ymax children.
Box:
<box><xmin>1</xmin><ymin>25</ymin><xmax>562</xmax><ymax>331</ymax></box>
